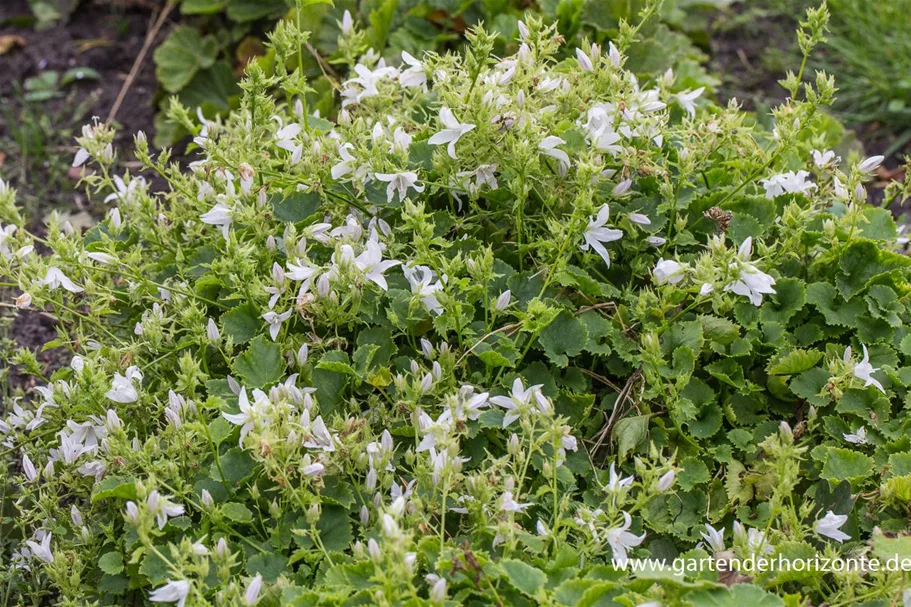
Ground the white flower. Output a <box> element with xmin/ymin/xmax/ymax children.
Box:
<box><xmin>343</xmin><ymin>62</ymin><xmax>400</xmax><ymax>105</ymax></box>
<box><xmin>26</xmin><ymin>531</ymin><xmax>54</xmax><ymax>563</ymax></box>
<box><xmin>724</xmin><ymin>237</ymin><xmax>776</xmax><ymax>307</ymax></box>
<box><xmin>400</xmin><ymin>51</ymin><xmax>427</xmax><ymax>89</ymax></box>
<box><xmin>815</xmin><ymin>510</ymin><xmax>851</xmax><ymax>543</ymax></box>
<box><xmin>700</xmin><ymin>524</ymin><xmax>725</xmax><ymax>552</ymax></box>
<box><xmin>500</xmin><ymin>490</ymin><xmax>532</xmax><ymax>512</ymax></box>
<box><xmin>629</xmin><ymin>213</ymin><xmax>651</xmax><ymax>225</ymax></box>
<box><xmin>538</xmin><ymin>136</ymin><xmax>570</xmax><ymax>175</ymax></box>
<box><xmin>494</xmin><ymin>290</ymin><xmax>511</xmax><ymax>311</ymax></box>
<box><xmin>490</xmin><ymin>377</ymin><xmax>547</xmax><ymax>428</ymax></box>
<box><xmin>389</xmin><ymin>127</ymin><xmax>412</xmax><ymax>154</ymax></box>
<box><xmin>374</xmin><ymin>171</ymin><xmax>424</xmax><ymax>203</ymax></box>
<box><xmin>245</xmin><ymin>574</ymin><xmax>263</xmax><ymax>605</ymax></box>
<box><xmin>340</xmin><ymin>9</ymin><xmax>354</xmax><ymax>35</ymax></box>
<box><xmin>843</xmin><ymin>426</ymin><xmax>868</xmax><ymax>445</ymax></box>
<box><xmin>200</xmin><ymin>202</ymin><xmax>233</xmax><ymax>239</ymax></box>
<box><xmin>41</xmin><ymin>267</ymin><xmax>84</xmax><ymax>293</ymax></box>
<box><xmin>761</xmin><ymin>170</ymin><xmax>817</xmax><ymax>199</ymax></box>
<box><xmin>104</xmin><ymin>174</ymin><xmax>147</xmax><ymax>204</ymax></box>
<box><xmin>106</xmin><ymin>369</ymin><xmax>142</xmax><ymax>403</ymax></box>
<box><xmin>811</xmin><ymin>149</ymin><xmax>838</xmax><ymax>167</ymax></box>
<box><xmin>355</xmin><ymin>240</ymin><xmax>400</xmax><ymax>291</ymax></box>
<box><xmin>858</xmin><ymin>155</ymin><xmax>884</xmax><ymax>173</ymax></box>
<box><xmin>73</xmin><ymin>146</ymin><xmax>91</xmax><ymax>168</ymax></box>
<box><xmin>22</xmin><ymin>454</ymin><xmax>38</xmax><ymax>481</ymax></box>
<box><xmin>403</xmin><ymin>265</ymin><xmax>444</xmax><ymax>315</ymax></box>
<box><xmin>273</xmin><ymin>116</ymin><xmax>303</xmax><ymax>162</ymax></box>
<box><xmin>606</xmin><ymin>512</ymin><xmax>645</xmax><ymax>564</ymax></box>
<box><xmin>581</xmin><ymin>205</ymin><xmax>623</xmax><ymax>267</ymax></box>
<box><xmin>147</xmin><ymin>490</ymin><xmax>185</xmax><ymax>530</ymax></box>
<box><xmin>207</xmin><ymin>318</ymin><xmax>220</xmax><ymax>342</ymax></box>
<box><xmin>429</xmin><ymin>576</ymin><xmax>447</xmax><ymax>603</ymax></box>
<box><xmin>653</xmin><ymin>259</ymin><xmax>685</xmax><ymax>285</ymax></box>
<box><xmin>149</xmin><ymin>580</ymin><xmax>191</xmax><ymax>607</ymax></box>
<box><xmin>647</xmin><ymin>236</ymin><xmax>666</xmax><ymax>247</ymax></box>
<box><xmin>331</xmin><ymin>143</ymin><xmax>357</xmax><ymax>180</ymax></box>
<box><xmin>675</xmin><ymin>87</ymin><xmax>704</xmax><ymax>117</ymax></box>
<box><xmin>86</xmin><ymin>251</ymin><xmax>117</xmax><ymax>265</ymax></box>
<box><xmin>606</xmin><ymin>462</ymin><xmax>633</xmax><ymax>493</ymax></box>
<box><xmin>575</xmin><ymin>47</ymin><xmax>594</xmax><ymax>71</ymax></box>
<box><xmin>223</xmin><ymin>387</ymin><xmax>263</xmax><ymax>445</ymax></box>
<box><xmin>850</xmin><ymin>344</ymin><xmax>885</xmax><ymax>394</ymax></box>
<box><xmin>657</xmin><ymin>470</ymin><xmax>676</xmax><ymax>491</ymax></box>
<box><xmin>429</xmin><ymin>107</ymin><xmax>475</xmax><ymax>159</ymax></box>
<box><xmin>262</xmin><ymin>309</ymin><xmax>292</xmax><ymax>341</ymax></box>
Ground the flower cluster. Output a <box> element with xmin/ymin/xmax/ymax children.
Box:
<box><xmin>2</xmin><ymin>7</ymin><xmax>910</xmax><ymax>607</ymax></box>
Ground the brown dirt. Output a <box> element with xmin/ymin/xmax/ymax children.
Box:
<box><xmin>0</xmin><ymin>0</ymin><xmax>176</xmax><ymax>398</ymax></box>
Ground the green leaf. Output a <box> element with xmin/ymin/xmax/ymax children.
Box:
<box><xmin>181</xmin><ymin>0</ymin><xmax>227</xmax><ymax>14</ymax></box>
<box><xmin>222</xmin><ymin>502</ymin><xmax>254</xmax><ymax>523</ymax></box>
<box><xmin>686</xmin><ymin>584</ymin><xmax>784</xmax><ymax>607</ymax></box>
<box><xmin>98</xmin><ymin>551</ymin><xmax>124</xmax><ymax>575</ymax></box>
<box><xmin>222</xmin><ymin>302</ymin><xmax>261</xmax><ymax>344</ymax></box>
<box><xmin>820</xmin><ymin>448</ymin><xmax>875</xmax><ymax>484</ymax></box>
<box><xmin>538</xmin><ymin>312</ymin><xmax>588</xmax><ymax>367</ymax></box>
<box><xmin>317</xmin><ymin>505</ymin><xmax>354</xmax><ymax>552</ymax></box>
<box><xmin>768</xmin><ymin>349</ymin><xmax>823</xmax><ymax>376</ymax></box>
<box><xmin>227</xmin><ymin>0</ymin><xmax>288</xmax><ymax>22</ymax></box>
<box><xmin>246</xmin><ymin>552</ymin><xmax>289</xmax><ymax>582</ymax></box>
<box><xmin>806</xmin><ymin>282</ymin><xmax>866</xmax><ymax>326</ymax></box>
<box><xmin>140</xmin><ymin>548</ymin><xmax>170</xmax><ymax>586</ymax></box>
<box><xmin>153</xmin><ymin>26</ymin><xmax>218</xmax><ymax>93</ymax></box>
<box><xmin>270</xmin><ymin>190</ymin><xmax>322</xmax><ymax>222</ymax></box>
<box><xmin>837</xmin><ymin>240</ymin><xmax>911</xmax><ymax>300</ymax></box>
<box><xmin>678</xmin><ymin>456</ymin><xmax>711</xmax><ymax>490</ymax></box>
<box><xmin>233</xmin><ymin>336</ymin><xmax>285</xmax><ymax>388</ymax></box>
<box><xmin>698</xmin><ymin>315</ymin><xmax>740</xmax><ymax>345</ymax></box>
<box><xmin>500</xmin><ymin>558</ymin><xmax>546</xmax><ymax>597</ymax></box>
<box><xmin>705</xmin><ymin>358</ymin><xmax>745</xmax><ymax>389</ymax></box>
<box><xmin>91</xmin><ymin>476</ymin><xmax>137</xmax><ymax>502</ymax></box>
<box><xmin>871</xmin><ymin>531</ymin><xmax>911</xmax><ymax>562</ymax></box>
<box><xmin>61</xmin><ymin>67</ymin><xmax>100</xmax><ymax>85</ymax></box>
<box><xmin>612</xmin><ymin>415</ymin><xmax>649</xmax><ymax>457</ymax></box>
<box><xmin>316</xmin><ymin>352</ymin><xmax>358</xmax><ymax>376</ymax></box>
<box><xmin>214</xmin><ymin>447</ymin><xmax>258</xmax><ymax>484</ymax></box>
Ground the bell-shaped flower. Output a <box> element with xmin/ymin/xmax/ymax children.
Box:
<box><xmin>262</xmin><ymin>309</ymin><xmax>292</xmax><ymax>341</ymax></box>
<box><xmin>675</xmin><ymin>87</ymin><xmax>705</xmax><ymax>117</ymax></box>
<box><xmin>761</xmin><ymin>170</ymin><xmax>817</xmax><ymax>199</ymax></box>
<box><xmin>538</xmin><ymin>136</ymin><xmax>570</xmax><ymax>175</ymax></box>
<box><xmin>355</xmin><ymin>240</ymin><xmax>400</xmax><ymax>291</ymax></box>
<box><xmin>374</xmin><ymin>171</ymin><xmax>424</xmax><ymax>203</ymax></box>
<box><xmin>581</xmin><ymin>205</ymin><xmax>623</xmax><ymax>267</ymax></box>
<box><xmin>606</xmin><ymin>512</ymin><xmax>645</xmax><ymax>565</ymax></box>
<box><xmin>606</xmin><ymin>462</ymin><xmax>634</xmax><ymax>493</ymax></box>
<box><xmin>149</xmin><ymin>580</ymin><xmax>191</xmax><ymax>607</ymax></box>
<box><xmin>814</xmin><ymin>511</ymin><xmax>850</xmax><ymax>543</ymax></box>
<box><xmin>429</xmin><ymin>107</ymin><xmax>475</xmax><ymax>159</ymax></box>
<box><xmin>700</xmin><ymin>524</ymin><xmax>725</xmax><ymax>552</ymax></box>
<box><xmin>723</xmin><ymin>237</ymin><xmax>776</xmax><ymax>306</ymax></box>
<box><xmin>400</xmin><ymin>51</ymin><xmax>427</xmax><ymax>89</ymax></box>
<box><xmin>848</xmin><ymin>344</ymin><xmax>885</xmax><ymax>394</ymax></box>
<box><xmin>653</xmin><ymin>259</ymin><xmax>685</xmax><ymax>285</ymax></box>
<box><xmin>41</xmin><ymin>267</ymin><xmax>84</xmax><ymax>293</ymax></box>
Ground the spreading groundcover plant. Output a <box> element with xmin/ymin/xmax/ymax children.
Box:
<box><xmin>4</xmin><ymin>4</ymin><xmax>911</xmax><ymax>606</ymax></box>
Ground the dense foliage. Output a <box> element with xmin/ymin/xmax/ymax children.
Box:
<box><xmin>4</xmin><ymin>4</ymin><xmax>911</xmax><ymax>606</ymax></box>
<box><xmin>151</xmin><ymin>0</ymin><xmax>722</xmax><ymax>145</ymax></box>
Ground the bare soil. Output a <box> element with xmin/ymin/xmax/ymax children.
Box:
<box><xmin>0</xmin><ymin>0</ymin><xmax>175</xmax><ymax>395</ymax></box>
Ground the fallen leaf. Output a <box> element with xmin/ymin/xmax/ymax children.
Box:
<box><xmin>0</xmin><ymin>35</ymin><xmax>26</xmax><ymax>55</ymax></box>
